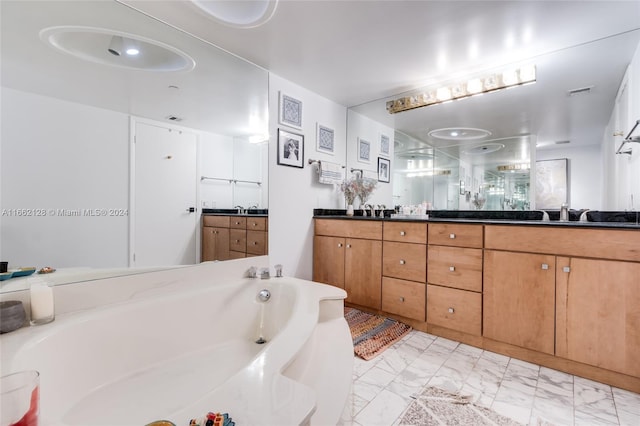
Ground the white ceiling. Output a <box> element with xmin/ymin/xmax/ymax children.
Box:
<box><xmin>122</xmin><ymin>0</ymin><xmax>640</xmax><ymax>106</ymax></box>
<box><xmin>120</xmin><ymin>0</ymin><xmax>640</xmax><ymax>160</ymax></box>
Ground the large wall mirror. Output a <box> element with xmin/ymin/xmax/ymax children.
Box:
<box><xmin>348</xmin><ymin>29</ymin><xmax>640</xmax><ymax>211</ymax></box>
<box><xmin>0</xmin><ymin>0</ymin><xmax>269</xmax><ymax>292</ymax></box>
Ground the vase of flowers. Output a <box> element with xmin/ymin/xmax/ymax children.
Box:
<box><xmin>340</xmin><ymin>179</ymin><xmax>358</xmax><ymax>216</ymax></box>
<box><xmin>355</xmin><ymin>177</ymin><xmax>378</xmax><ymax>206</ymax></box>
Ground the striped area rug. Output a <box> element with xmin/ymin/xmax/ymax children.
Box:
<box><xmin>345</xmin><ymin>307</ymin><xmax>412</xmax><ymax>360</ymax></box>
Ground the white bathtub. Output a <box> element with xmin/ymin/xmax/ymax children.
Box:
<box><xmin>0</xmin><ymin>260</ymin><xmax>353</xmax><ymax>425</ymax></box>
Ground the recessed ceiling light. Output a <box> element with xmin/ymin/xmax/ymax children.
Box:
<box><xmin>40</xmin><ymin>26</ymin><xmax>195</xmax><ymax>72</ymax></box>
<box><xmin>428</xmin><ymin>127</ymin><xmax>492</xmax><ymax>141</ymax></box>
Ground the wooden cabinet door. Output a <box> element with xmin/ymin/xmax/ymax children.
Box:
<box><xmin>556</xmin><ymin>257</ymin><xmax>640</xmax><ymax>377</ymax></box>
<box><xmin>483</xmin><ymin>250</ymin><xmax>556</xmax><ymax>354</ymax></box>
<box><xmin>201</xmin><ymin>227</ymin><xmax>230</xmax><ymax>261</ymax></box>
<box><xmin>345</xmin><ymin>238</ymin><xmax>382</xmax><ymax>309</ymax></box>
<box><xmin>313</xmin><ymin>235</ymin><xmax>345</xmax><ymax>289</ymax></box>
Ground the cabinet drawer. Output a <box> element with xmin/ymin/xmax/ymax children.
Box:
<box><xmin>203</xmin><ymin>215</ymin><xmax>230</xmax><ymax>228</ymax></box>
<box><xmin>247</xmin><ymin>217</ymin><xmax>267</xmax><ymax>231</ymax></box>
<box><xmin>427</xmin><ymin>246</ymin><xmax>482</xmax><ymax>292</ymax></box>
<box><xmin>428</xmin><ymin>223</ymin><xmax>483</xmax><ymax>248</ymax></box>
<box><xmin>485</xmin><ymin>225</ymin><xmax>640</xmax><ymax>262</ymax></box>
<box><xmin>427</xmin><ymin>285</ymin><xmax>481</xmax><ymax>335</ymax></box>
<box><xmin>382</xmin><ymin>277</ymin><xmax>426</xmax><ymax>321</ymax></box>
<box><xmin>229</xmin><ymin>229</ymin><xmax>246</xmax><ymax>252</ymax></box>
<box><xmin>315</xmin><ymin>219</ymin><xmax>382</xmax><ymax>240</ymax></box>
<box><xmin>230</xmin><ymin>217</ymin><xmax>247</xmax><ymax>229</ymax></box>
<box><xmin>383</xmin><ymin>221</ymin><xmax>427</xmax><ymax>244</ymax></box>
<box><xmin>246</xmin><ymin>230</ymin><xmax>267</xmax><ymax>255</ymax></box>
<box><xmin>383</xmin><ymin>241</ymin><xmax>427</xmax><ymax>282</ymax></box>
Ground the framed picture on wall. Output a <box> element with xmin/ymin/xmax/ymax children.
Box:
<box><xmin>277</xmin><ymin>128</ymin><xmax>304</xmax><ymax>168</ymax></box>
<box><xmin>279</xmin><ymin>92</ymin><xmax>303</xmax><ymax>129</ymax></box>
<box><xmin>378</xmin><ymin>157</ymin><xmax>390</xmax><ymax>182</ymax></box>
<box><xmin>316</xmin><ymin>124</ymin><xmax>334</xmax><ymax>154</ymax></box>
<box><xmin>380</xmin><ymin>134</ymin><xmax>390</xmax><ymax>156</ymax></box>
<box><xmin>357</xmin><ymin>137</ymin><xmax>371</xmax><ymax>163</ymax></box>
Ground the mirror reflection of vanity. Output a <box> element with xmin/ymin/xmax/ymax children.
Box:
<box><xmin>348</xmin><ymin>29</ymin><xmax>640</xmax><ymax>211</ymax></box>
<box><xmin>0</xmin><ymin>0</ymin><xmax>269</xmax><ymax>292</ymax></box>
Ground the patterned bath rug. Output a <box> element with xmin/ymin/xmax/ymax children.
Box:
<box><xmin>398</xmin><ymin>387</ymin><xmax>523</xmax><ymax>426</ymax></box>
<box><xmin>344</xmin><ymin>307</ymin><xmax>412</xmax><ymax>360</ymax></box>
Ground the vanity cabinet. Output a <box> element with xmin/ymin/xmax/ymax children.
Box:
<box><xmin>313</xmin><ymin>219</ymin><xmax>382</xmax><ymax>309</ymax></box>
<box><xmin>556</xmin><ymin>257</ymin><xmax>640</xmax><ymax>378</ymax></box>
<box><xmin>483</xmin><ymin>250</ymin><xmax>556</xmax><ymax>354</ymax></box>
<box><xmin>202</xmin><ymin>215</ymin><xmax>268</xmax><ymax>261</ymax></box>
<box><xmin>427</xmin><ymin>223</ymin><xmax>483</xmax><ymax>335</ymax></box>
<box><xmin>381</xmin><ymin>221</ymin><xmax>427</xmax><ymax>321</ymax></box>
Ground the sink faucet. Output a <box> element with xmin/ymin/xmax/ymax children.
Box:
<box><xmin>259</xmin><ymin>267</ymin><xmax>270</xmax><ymax>279</ymax></box>
<box><xmin>579</xmin><ymin>209</ymin><xmax>590</xmax><ymax>222</ymax></box>
<box><xmin>234</xmin><ymin>205</ymin><xmax>244</xmax><ymax>214</ymax></box>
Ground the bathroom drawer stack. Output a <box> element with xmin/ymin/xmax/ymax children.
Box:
<box><xmin>426</xmin><ymin>223</ymin><xmax>483</xmax><ymax>336</ymax></box>
<box><xmin>381</xmin><ymin>222</ymin><xmax>427</xmax><ymax>321</ymax></box>
<box><xmin>202</xmin><ymin>215</ymin><xmax>268</xmax><ymax>261</ymax></box>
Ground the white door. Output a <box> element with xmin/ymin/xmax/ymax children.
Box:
<box><xmin>132</xmin><ymin>119</ymin><xmax>198</xmax><ymax>266</ymax></box>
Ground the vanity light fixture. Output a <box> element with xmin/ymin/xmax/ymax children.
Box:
<box><xmin>496</xmin><ymin>163</ymin><xmax>530</xmax><ymax>172</ymax></box>
<box><xmin>386</xmin><ymin>65</ymin><xmax>536</xmax><ymax>114</ymax></box>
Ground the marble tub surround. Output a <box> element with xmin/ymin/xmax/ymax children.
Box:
<box><xmin>340</xmin><ymin>330</ymin><xmax>640</xmax><ymax>426</ymax></box>
<box><xmin>1</xmin><ymin>258</ymin><xmax>353</xmax><ymax>425</ymax></box>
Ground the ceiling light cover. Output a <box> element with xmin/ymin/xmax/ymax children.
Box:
<box><xmin>463</xmin><ymin>143</ymin><xmax>506</xmax><ymax>155</ymax></box>
<box><xmin>40</xmin><ymin>26</ymin><xmax>195</xmax><ymax>72</ymax></box>
<box><xmin>429</xmin><ymin>128</ymin><xmax>492</xmax><ymax>141</ymax></box>
<box><xmin>191</xmin><ymin>0</ymin><xmax>278</xmax><ymax>28</ymax></box>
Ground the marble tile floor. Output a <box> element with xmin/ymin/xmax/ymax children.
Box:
<box><xmin>338</xmin><ymin>330</ymin><xmax>640</xmax><ymax>426</ymax></box>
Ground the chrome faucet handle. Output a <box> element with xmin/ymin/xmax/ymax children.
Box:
<box><xmin>274</xmin><ymin>264</ymin><xmax>283</xmax><ymax>278</ymax></box>
<box><xmin>247</xmin><ymin>266</ymin><xmax>257</xmax><ymax>278</ymax></box>
<box><xmin>259</xmin><ymin>267</ymin><xmax>270</xmax><ymax>279</ymax></box>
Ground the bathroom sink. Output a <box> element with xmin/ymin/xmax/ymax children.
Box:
<box><xmin>586</xmin><ymin>211</ymin><xmax>639</xmax><ymax>223</ymax></box>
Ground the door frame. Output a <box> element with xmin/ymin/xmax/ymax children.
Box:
<box><xmin>128</xmin><ymin>116</ymin><xmax>202</xmax><ymax>266</ymax></box>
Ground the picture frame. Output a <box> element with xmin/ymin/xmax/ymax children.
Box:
<box><xmin>279</xmin><ymin>92</ymin><xmax>302</xmax><ymax>129</ymax></box>
<box><xmin>536</xmin><ymin>158</ymin><xmax>569</xmax><ymax>209</ymax></box>
<box><xmin>316</xmin><ymin>123</ymin><xmax>334</xmax><ymax>154</ymax></box>
<box><xmin>357</xmin><ymin>137</ymin><xmax>371</xmax><ymax>163</ymax></box>
<box><xmin>277</xmin><ymin>128</ymin><xmax>304</xmax><ymax>168</ymax></box>
<box><xmin>380</xmin><ymin>133</ymin><xmax>390</xmax><ymax>156</ymax></box>
<box><xmin>378</xmin><ymin>157</ymin><xmax>390</xmax><ymax>183</ymax></box>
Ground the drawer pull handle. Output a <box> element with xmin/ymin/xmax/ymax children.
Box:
<box><xmin>541</xmin><ymin>263</ymin><xmax>549</xmax><ymax>270</ymax></box>
<box><xmin>399</xmin><ymin>297</ymin><xmax>405</xmax><ymax>302</ymax></box>
<box><xmin>400</xmin><ymin>259</ymin><xmax>406</xmax><ymax>265</ymax></box>
<box><xmin>235</xmin><ymin>221</ymin><xmax>241</xmax><ymax>225</ymax></box>
<box><xmin>449</xmin><ymin>233</ymin><xmax>456</xmax><ymax>239</ymax></box>
<box><xmin>253</xmin><ymin>242</ymin><xmax>258</xmax><ymax>245</ymax></box>
<box><xmin>563</xmin><ymin>266</ymin><xmax>571</xmax><ymax>273</ymax></box>
<box><xmin>338</xmin><ymin>243</ymin><xmax>343</xmax><ymax>248</ymax></box>
<box><xmin>449</xmin><ymin>266</ymin><xmax>455</xmax><ymax>272</ymax></box>
<box><xmin>400</xmin><ymin>231</ymin><xmax>406</xmax><ymax>236</ymax></box>
<box><xmin>235</xmin><ymin>239</ymin><xmax>240</xmax><ymax>243</ymax></box>
<box><xmin>448</xmin><ymin>307</ymin><xmax>455</xmax><ymax>314</ymax></box>
<box><xmin>346</xmin><ymin>244</ymin><xmax>351</xmax><ymax>248</ymax></box>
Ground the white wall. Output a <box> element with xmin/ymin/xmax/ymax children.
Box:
<box><xmin>536</xmin><ymin>145</ymin><xmax>603</xmax><ymax>210</ymax></box>
<box><xmin>601</xmin><ymin>39</ymin><xmax>640</xmax><ymax>210</ymax></box>
<box><xmin>346</xmin><ymin>110</ymin><xmax>394</xmax><ymax>207</ymax></box>
<box><xmin>268</xmin><ymin>74</ymin><xmax>347</xmax><ymax>279</ymax></box>
<box><xmin>1</xmin><ymin>88</ymin><xmax>130</xmax><ymax>268</ymax></box>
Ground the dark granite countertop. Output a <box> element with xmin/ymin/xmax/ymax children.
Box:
<box><xmin>313</xmin><ymin>209</ymin><xmax>640</xmax><ymax>229</ymax></box>
<box><xmin>202</xmin><ymin>208</ymin><xmax>268</xmax><ymax>216</ymax></box>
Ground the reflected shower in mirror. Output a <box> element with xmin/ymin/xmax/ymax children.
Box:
<box><xmin>0</xmin><ymin>0</ymin><xmax>269</xmax><ymax>291</ymax></box>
